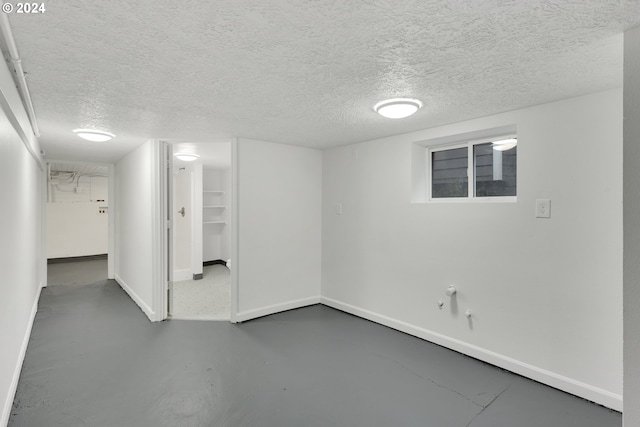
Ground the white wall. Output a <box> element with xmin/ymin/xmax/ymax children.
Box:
<box><xmin>114</xmin><ymin>140</ymin><xmax>158</xmax><ymax>320</ymax></box>
<box><xmin>46</xmin><ymin>202</ymin><xmax>108</xmax><ymax>258</ymax></box>
<box><xmin>237</xmin><ymin>138</ymin><xmax>322</xmax><ymax>321</ymax></box>
<box><xmin>624</xmin><ymin>25</ymin><xmax>640</xmax><ymax>427</ymax></box>
<box><xmin>46</xmin><ymin>173</ymin><xmax>108</xmax><ymax>258</ymax></box>
<box><xmin>0</xmin><ymin>54</ymin><xmax>44</xmax><ymax>425</ymax></box>
<box><xmin>48</xmin><ymin>174</ymin><xmax>107</xmax><ymax>203</ymax></box>
<box><xmin>321</xmin><ymin>90</ymin><xmax>623</xmax><ymax>409</ymax></box>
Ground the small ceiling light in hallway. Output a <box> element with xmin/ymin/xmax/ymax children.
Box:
<box><xmin>174</xmin><ymin>153</ymin><xmax>200</xmax><ymax>162</ymax></box>
<box><xmin>374</xmin><ymin>98</ymin><xmax>423</xmax><ymax>119</ymax></box>
<box><xmin>73</xmin><ymin>129</ymin><xmax>115</xmax><ymax>142</ymax></box>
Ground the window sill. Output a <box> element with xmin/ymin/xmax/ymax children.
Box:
<box><xmin>427</xmin><ymin>196</ymin><xmax>517</xmax><ymax>204</ymax></box>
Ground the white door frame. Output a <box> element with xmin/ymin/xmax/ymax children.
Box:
<box><xmin>43</xmin><ymin>158</ymin><xmax>116</xmax><ymax>284</ymax></box>
<box><xmin>153</xmin><ymin>141</ymin><xmax>170</xmax><ymax>321</ymax></box>
<box><xmin>156</xmin><ymin>139</ymin><xmax>239</xmax><ymax>322</ymax></box>
<box><xmin>230</xmin><ymin>138</ymin><xmax>239</xmax><ymax>323</ymax></box>
<box><xmin>191</xmin><ymin>162</ymin><xmax>203</xmax><ymax>279</ymax></box>
<box><xmin>164</xmin><ymin>142</ymin><xmax>174</xmax><ymax>316</ymax></box>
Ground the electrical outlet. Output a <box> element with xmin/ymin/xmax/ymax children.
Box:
<box><xmin>535</xmin><ymin>199</ymin><xmax>551</xmax><ymax>218</ymax></box>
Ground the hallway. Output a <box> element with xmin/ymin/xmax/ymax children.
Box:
<box><xmin>9</xmin><ymin>269</ymin><xmax>621</xmax><ymax>426</ymax></box>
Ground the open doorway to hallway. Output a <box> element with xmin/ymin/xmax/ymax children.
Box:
<box><xmin>46</xmin><ymin>161</ymin><xmax>113</xmax><ymax>286</ymax></box>
<box><xmin>169</xmin><ymin>142</ymin><xmax>232</xmax><ymax>321</ymax></box>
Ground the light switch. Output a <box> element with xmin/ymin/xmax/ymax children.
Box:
<box><xmin>536</xmin><ymin>199</ymin><xmax>551</xmax><ymax>218</ymax></box>
<box><xmin>336</xmin><ymin>203</ymin><xmax>343</xmax><ymax>215</ymax></box>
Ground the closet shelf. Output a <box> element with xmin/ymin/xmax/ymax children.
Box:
<box><xmin>203</xmin><ymin>205</ymin><xmax>226</xmax><ymax>208</ymax></box>
<box><xmin>203</xmin><ymin>221</ymin><xmax>226</xmax><ymax>224</ymax></box>
<box><xmin>203</xmin><ymin>190</ymin><xmax>224</xmax><ymax>193</ymax></box>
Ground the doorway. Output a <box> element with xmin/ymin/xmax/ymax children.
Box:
<box><xmin>45</xmin><ymin>161</ymin><xmax>114</xmax><ymax>286</ymax></box>
<box><xmin>168</xmin><ymin>142</ymin><xmax>232</xmax><ymax>321</ymax></box>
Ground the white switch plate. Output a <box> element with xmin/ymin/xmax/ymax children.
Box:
<box><xmin>336</xmin><ymin>203</ymin><xmax>343</xmax><ymax>215</ymax></box>
<box><xmin>535</xmin><ymin>199</ymin><xmax>551</xmax><ymax>218</ymax></box>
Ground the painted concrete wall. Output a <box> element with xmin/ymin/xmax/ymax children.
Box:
<box><xmin>624</xmin><ymin>25</ymin><xmax>640</xmax><ymax>427</ymax></box>
<box><xmin>46</xmin><ymin>202</ymin><xmax>108</xmax><ymax>258</ymax></box>
<box><xmin>237</xmin><ymin>138</ymin><xmax>322</xmax><ymax>321</ymax></box>
<box><xmin>321</xmin><ymin>90</ymin><xmax>623</xmax><ymax>409</ymax></box>
<box><xmin>47</xmin><ymin>174</ymin><xmax>107</xmax><ymax>203</ymax></box>
<box><xmin>0</xmin><ymin>55</ymin><xmax>43</xmax><ymax>425</ymax></box>
<box><xmin>114</xmin><ymin>140</ymin><xmax>156</xmax><ymax>319</ymax></box>
<box><xmin>46</xmin><ymin>175</ymin><xmax>108</xmax><ymax>258</ymax></box>
<box><xmin>0</xmin><ymin>119</ymin><xmax>42</xmax><ymax>427</ymax></box>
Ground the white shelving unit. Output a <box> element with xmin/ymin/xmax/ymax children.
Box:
<box><xmin>203</xmin><ymin>191</ymin><xmax>226</xmax><ymax>225</ymax></box>
<box><xmin>202</xmin><ymin>174</ymin><xmax>230</xmax><ymax>263</ymax></box>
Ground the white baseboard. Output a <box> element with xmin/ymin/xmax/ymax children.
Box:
<box><xmin>320</xmin><ymin>296</ymin><xmax>622</xmax><ymax>411</ymax></box>
<box><xmin>115</xmin><ymin>274</ymin><xmax>156</xmax><ymax>321</ymax></box>
<box><xmin>236</xmin><ymin>296</ymin><xmax>321</xmax><ymax>323</ymax></box>
<box><xmin>2</xmin><ymin>285</ymin><xmax>42</xmax><ymax>427</ymax></box>
<box><xmin>173</xmin><ymin>269</ymin><xmax>191</xmax><ymax>282</ymax></box>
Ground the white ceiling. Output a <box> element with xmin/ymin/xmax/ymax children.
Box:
<box><xmin>7</xmin><ymin>1</ymin><xmax>640</xmax><ymax>163</ymax></box>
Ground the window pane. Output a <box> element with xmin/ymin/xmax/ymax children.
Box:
<box><xmin>474</xmin><ymin>143</ymin><xmax>517</xmax><ymax>197</ymax></box>
<box><xmin>432</xmin><ymin>147</ymin><xmax>468</xmax><ymax>198</ymax></box>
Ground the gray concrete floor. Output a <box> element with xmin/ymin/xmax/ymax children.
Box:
<box><xmin>47</xmin><ymin>258</ymin><xmax>107</xmax><ymax>286</ymax></box>
<box><xmin>10</xmin><ymin>262</ymin><xmax>621</xmax><ymax>426</ymax></box>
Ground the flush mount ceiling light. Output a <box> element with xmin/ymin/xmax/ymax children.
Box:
<box><xmin>492</xmin><ymin>138</ymin><xmax>518</xmax><ymax>151</ymax></box>
<box><xmin>374</xmin><ymin>98</ymin><xmax>423</xmax><ymax>119</ymax></box>
<box><xmin>174</xmin><ymin>153</ymin><xmax>200</xmax><ymax>162</ymax></box>
<box><xmin>72</xmin><ymin>129</ymin><xmax>115</xmax><ymax>142</ymax></box>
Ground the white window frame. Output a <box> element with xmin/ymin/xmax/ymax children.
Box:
<box><xmin>427</xmin><ymin>134</ymin><xmax>517</xmax><ymax>203</ymax></box>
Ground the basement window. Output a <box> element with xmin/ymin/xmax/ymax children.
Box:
<box><xmin>428</xmin><ymin>135</ymin><xmax>517</xmax><ymax>201</ymax></box>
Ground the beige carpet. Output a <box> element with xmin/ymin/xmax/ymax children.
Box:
<box><xmin>171</xmin><ymin>264</ymin><xmax>230</xmax><ymax>321</ymax></box>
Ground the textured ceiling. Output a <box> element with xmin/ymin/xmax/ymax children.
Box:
<box><xmin>6</xmin><ymin>0</ymin><xmax>640</xmax><ymax>162</ymax></box>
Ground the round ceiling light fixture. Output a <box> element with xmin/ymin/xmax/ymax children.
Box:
<box><xmin>374</xmin><ymin>98</ymin><xmax>423</xmax><ymax>119</ymax></box>
<box><xmin>492</xmin><ymin>138</ymin><xmax>518</xmax><ymax>151</ymax></box>
<box><xmin>174</xmin><ymin>153</ymin><xmax>200</xmax><ymax>162</ymax></box>
<box><xmin>73</xmin><ymin>129</ymin><xmax>115</xmax><ymax>142</ymax></box>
